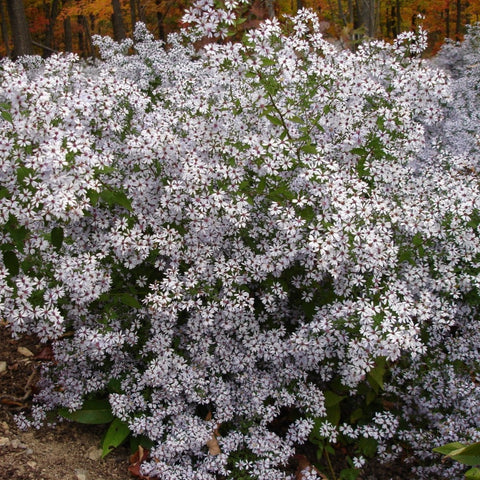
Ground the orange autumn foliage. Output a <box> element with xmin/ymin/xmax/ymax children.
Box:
<box><xmin>1</xmin><ymin>0</ymin><xmax>480</xmax><ymax>57</ymax></box>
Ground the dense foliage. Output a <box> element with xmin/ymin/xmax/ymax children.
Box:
<box><xmin>1</xmin><ymin>3</ymin><xmax>479</xmax><ymax>478</ymax></box>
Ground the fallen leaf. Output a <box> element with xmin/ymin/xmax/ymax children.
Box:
<box><xmin>17</xmin><ymin>347</ymin><xmax>34</xmax><ymax>357</ymax></box>
<box><xmin>34</xmin><ymin>345</ymin><xmax>54</xmax><ymax>361</ymax></box>
<box><xmin>294</xmin><ymin>454</ymin><xmax>328</xmax><ymax>480</ymax></box>
<box><xmin>204</xmin><ymin>411</ymin><xmax>221</xmax><ymax>456</ymax></box>
<box><xmin>128</xmin><ymin>445</ymin><xmax>151</xmax><ymax>479</ymax></box>
<box><xmin>206</xmin><ymin>435</ymin><xmax>221</xmax><ymax>456</ymax></box>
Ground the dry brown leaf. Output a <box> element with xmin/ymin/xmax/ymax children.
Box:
<box><xmin>128</xmin><ymin>445</ymin><xmax>151</xmax><ymax>479</ymax></box>
<box><xmin>34</xmin><ymin>345</ymin><xmax>54</xmax><ymax>361</ymax></box>
<box><xmin>206</xmin><ymin>435</ymin><xmax>221</xmax><ymax>456</ymax></box>
<box><xmin>17</xmin><ymin>347</ymin><xmax>34</xmax><ymax>357</ymax></box>
<box><xmin>204</xmin><ymin>411</ymin><xmax>221</xmax><ymax>456</ymax></box>
<box><xmin>294</xmin><ymin>454</ymin><xmax>328</xmax><ymax>480</ymax></box>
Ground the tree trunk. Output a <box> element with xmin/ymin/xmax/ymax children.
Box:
<box><xmin>6</xmin><ymin>0</ymin><xmax>32</xmax><ymax>57</ymax></box>
<box><xmin>78</xmin><ymin>14</ymin><xmax>94</xmax><ymax>57</ymax></box>
<box><xmin>46</xmin><ymin>0</ymin><xmax>60</xmax><ymax>51</ymax></box>
<box><xmin>64</xmin><ymin>15</ymin><xmax>72</xmax><ymax>52</ymax></box>
<box><xmin>446</xmin><ymin>2</ymin><xmax>450</xmax><ymax>38</ymax></box>
<box><xmin>455</xmin><ymin>0</ymin><xmax>461</xmax><ymax>40</ymax></box>
<box><xmin>395</xmin><ymin>0</ymin><xmax>401</xmax><ymax>36</ymax></box>
<box><xmin>337</xmin><ymin>0</ymin><xmax>347</xmax><ymax>25</ymax></box>
<box><xmin>156</xmin><ymin>11</ymin><xmax>165</xmax><ymax>41</ymax></box>
<box><xmin>348</xmin><ymin>0</ymin><xmax>354</xmax><ymax>24</ymax></box>
<box><xmin>129</xmin><ymin>0</ymin><xmax>137</xmax><ymax>33</ymax></box>
<box><xmin>111</xmin><ymin>0</ymin><xmax>126</xmax><ymax>41</ymax></box>
<box><xmin>264</xmin><ymin>0</ymin><xmax>275</xmax><ymax>18</ymax></box>
<box><xmin>0</xmin><ymin>0</ymin><xmax>11</xmax><ymax>56</ymax></box>
<box><xmin>359</xmin><ymin>0</ymin><xmax>377</xmax><ymax>37</ymax></box>
<box><xmin>138</xmin><ymin>0</ymin><xmax>145</xmax><ymax>23</ymax></box>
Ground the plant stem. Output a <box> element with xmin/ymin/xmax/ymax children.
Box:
<box><xmin>325</xmin><ymin>448</ymin><xmax>337</xmax><ymax>480</ymax></box>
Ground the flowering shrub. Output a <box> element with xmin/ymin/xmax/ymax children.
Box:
<box><xmin>1</xmin><ymin>4</ymin><xmax>479</xmax><ymax>479</ymax></box>
<box><xmin>432</xmin><ymin>24</ymin><xmax>480</xmax><ymax>169</ymax></box>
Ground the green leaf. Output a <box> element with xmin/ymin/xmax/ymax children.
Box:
<box><xmin>356</xmin><ymin>158</ymin><xmax>370</xmax><ymax>178</ymax></box>
<box><xmin>350</xmin><ymin>408</ymin><xmax>363</xmax><ymax>424</ymax></box>
<box><xmin>301</xmin><ymin>144</ymin><xmax>317</xmax><ymax>154</ymax></box>
<box><xmin>448</xmin><ymin>442</ymin><xmax>480</xmax><ymax>466</ymax></box>
<box><xmin>117</xmin><ymin>293</ymin><xmax>142</xmax><ymax>309</ymax></box>
<box><xmin>350</xmin><ymin>147</ymin><xmax>366</xmax><ymax>157</ymax></box>
<box><xmin>466</xmin><ymin>467</ymin><xmax>480</xmax><ymax>479</ymax></box>
<box><xmin>326</xmin><ymin>402</ymin><xmax>341</xmax><ymax>426</ymax></box>
<box><xmin>298</xmin><ymin>205</ymin><xmax>315</xmax><ymax>221</ymax></box>
<box><xmin>367</xmin><ymin>357</ymin><xmax>386</xmax><ymax>393</ymax></box>
<box><xmin>130</xmin><ymin>434</ymin><xmax>154</xmax><ymax>453</ymax></box>
<box><xmin>16</xmin><ymin>166</ymin><xmax>34</xmax><ymax>182</ymax></box>
<box><xmin>366</xmin><ymin>390</ymin><xmax>377</xmax><ymax>405</ymax></box>
<box><xmin>261</xmin><ymin>58</ymin><xmax>276</xmax><ymax>67</ymax></box>
<box><xmin>87</xmin><ymin>190</ymin><xmax>100</xmax><ymax>206</ymax></box>
<box><xmin>324</xmin><ymin>390</ymin><xmax>346</xmax><ymax>407</ymax></box>
<box><xmin>433</xmin><ymin>442</ymin><xmax>466</xmax><ymax>456</ymax></box>
<box><xmin>358</xmin><ymin>437</ymin><xmax>378</xmax><ymax>457</ymax></box>
<box><xmin>10</xmin><ymin>225</ymin><xmax>28</xmax><ymax>247</ymax></box>
<box><xmin>288</xmin><ymin>115</ymin><xmax>304</xmax><ymax>124</ymax></box>
<box><xmin>325</xmin><ymin>444</ymin><xmax>335</xmax><ymax>455</ymax></box>
<box><xmin>3</xmin><ymin>250</ymin><xmax>19</xmax><ymax>276</ymax></box>
<box><xmin>265</xmin><ymin>114</ymin><xmax>283</xmax><ymax>126</ymax></box>
<box><xmin>323</xmin><ymin>391</ymin><xmax>345</xmax><ymax>426</ymax></box>
<box><xmin>339</xmin><ymin>467</ymin><xmax>360</xmax><ymax>480</ymax></box>
<box><xmin>398</xmin><ymin>247</ymin><xmax>415</xmax><ymax>265</ymax></box>
<box><xmin>412</xmin><ymin>233</ymin><xmax>423</xmax><ymax>247</ymax></box>
<box><xmin>58</xmin><ymin>398</ymin><xmax>114</xmax><ymax>424</ymax></box>
<box><xmin>100</xmin><ymin>189</ymin><xmax>132</xmax><ymax>211</ymax></box>
<box><xmin>51</xmin><ymin>227</ymin><xmax>64</xmax><ymax>250</ymax></box>
<box><xmin>1</xmin><ymin>108</ymin><xmax>12</xmax><ymax>123</ymax></box>
<box><xmin>102</xmin><ymin>418</ymin><xmax>131</xmax><ymax>458</ymax></box>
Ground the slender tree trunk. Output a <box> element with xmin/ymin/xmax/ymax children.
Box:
<box><xmin>455</xmin><ymin>0</ymin><xmax>461</xmax><ymax>40</ymax></box>
<box><xmin>6</xmin><ymin>0</ymin><xmax>32</xmax><ymax>57</ymax></box>
<box><xmin>395</xmin><ymin>0</ymin><xmax>401</xmax><ymax>35</ymax></box>
<box><xmin>337</xmin><ymin>0</ymin><xmax>347</xmax><ymax>25</ymax></box>
<box><xmin>359</xmin><ymin>0</ymin><xmax>377</xmax><ymax>37</ymax></box>
<box><xmin>156</xmin><ymin>11</ymin><xmax>165</xmax><ymax>40</ymax></box>
<box><xmin>446</xmin><ymin>2</ymin><xmax>450</xmax><ymax>38</ymax></box>
<box><xmin>0</xmin><ymin>0</ymin><xmax>11</xmax><ymax>56</ymax></box>
<box><xmin>78</xmin><ymin>14</ymin><xmax>94</xmax><ymax>57</ymax></box>
<box><xmin>46</xmin><ymin>0</ymin><xmax>60</xmax><ymax>51</ymax></box>
<box><xmin>264</xmin><ymin>0</ymin><xmax>275</xmax><ymax>18</ymax></box>
<box><xmin>111</xmin><ymin>0</ymin><xmax>126</xmax><ymax>41</ymax></box>
<box><xmin>135</xmin><ymin>0</ymin><xmax>145</xmax><ymax>23</ymax></box>
<box><xmin>64</xmin><ymin>15</ymin><xmax>72</xmax><ymax>51</ymax></box>
<box><xmin>348</xmin><ymin>0</ymin><xmax>354</xmax><ymax>24</ymax></box>
<box><xmin>129</xmin><ymin>0</ymin><xmax>137</xmax><ymax>33</ymax></box>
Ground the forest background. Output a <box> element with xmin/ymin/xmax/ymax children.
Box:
<box><xmin>1</xmin><ymin>0</ymin><xmax>480</xmax><ymax>59</ymax></box>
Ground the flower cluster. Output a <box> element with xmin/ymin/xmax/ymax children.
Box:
<box><xmin>1</xmin><ymin>5</ymin><xmax>480</xmax><ymax>479</ymax></box>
